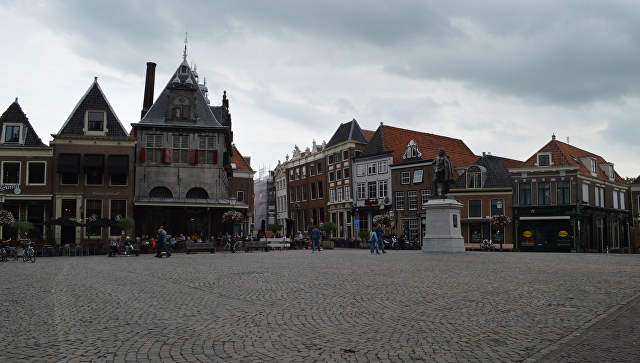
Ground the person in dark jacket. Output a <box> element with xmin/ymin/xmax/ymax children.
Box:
<box><xmin>311</xmin><ymin>226</ymin><xmax>321</xmax><ymax>252</ymax></box>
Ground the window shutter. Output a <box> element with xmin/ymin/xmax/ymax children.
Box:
<box><xmin>213</xmin><ymin>150</ymin><xmax>218</xmax><ymax>165</ymax></box>
<box><xmin>140</xmin><ymin>148</ymin><xmax>146</xmax><ymax>162</ymax></box>
<box><xmin>226</xmin><ymin>170</ymin><xmax>233</xmax><ymax>180</ymax></box>
<box><xmin>195</xmin><ymin>150</ymin><xmax>200</xmax><ymax>165</ymax></box>
<box><xmin>189</xmin><ymin>149</ymin><xmax>196</xmax><ymax>164</ymax></box>
<box><xmin>162</xmin><ymin>148</ymin><xmax>173</xmax><ymax>163</ymax></box>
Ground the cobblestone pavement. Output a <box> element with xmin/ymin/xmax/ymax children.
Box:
<box><xmin>1</xmin><ymin>249</ymin><xmax>639</xmax><ymax>363</ymax></box>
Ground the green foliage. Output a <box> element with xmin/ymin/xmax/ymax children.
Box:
<box><xmin>320</xmin><ymin>221</ymin><xmax>337</xmax><ymax>237</ymax></box>
<box><xmin>118</xmin><ymin>217</ymin><xmax>134</xmax><ymax>233</ymax></box>
<box><xmin>13</xmin><ymin>220</ymin><xmax>34</xmax><ymax>239</ymax></box>
<box><xmin>307</xmin><ymin>225</ymin><xmax>316</xmax><ymax>234</ymax></box>
<box><xmin>624</xmin><ymin>176</ymin><xmax>636</xmax><ymax>184</ymax></box>
<box><xmin>269</xmin><ymin>224</ymin><xmax>283</xmax><ymax>234</ymax></box>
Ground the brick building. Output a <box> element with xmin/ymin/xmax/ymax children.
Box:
<box><xmin>50</xmin><ymin>78</ymin><xmax>136</xmax><ymax>246</ymax></box>
<box><xmin>0</xmin><ymin>99</ymin><xmax>54</xmax><ymax>241</ymax></box>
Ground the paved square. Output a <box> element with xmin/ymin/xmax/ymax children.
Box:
<box><xmin>1</xmin><ymin>249</ymin><xmax>639</xmax><ymax>362</ymax></box>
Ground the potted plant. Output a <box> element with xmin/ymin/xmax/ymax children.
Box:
<box><xmin>373</xmin><ymin>214</ymin><xmax>391</xmax><ymax>227</ymax></box>
<box><xmin>118</xmin><ymin>217</ymin><xmax>135</xmax><ymax>237</ymax></box>
<box><xmin>14</xmin><ymin>220</ymin><xmax>34</xmax><ymax>240</ymax></box>
<box><xmin>222</xmin><ymin>210</ymin><xmax>244</xmax><ymax>224</ymax></box>
<box><xmin>490</xmin><ymin>215</ymin><xmax>512</xmax><ymax>228</ymax></box>
<box><xmin>319</xmin><ymin>221</ymin><xmax>337</xmax><ymax>249</ymax></box>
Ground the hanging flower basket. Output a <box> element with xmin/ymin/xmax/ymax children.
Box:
<box><xmin>0</xmin><ymin>210</ymin><xmax>15</xmax><ymax>228</ymax></box>
<box><xmin>490</xmin><ymin>215</ymin><xmax>511</xmax><ymax>228</ymax></box>
<box><xmin>373</xmin><ymin>214</ymin><xmax>391</xmax><ymax>227</ymax></box>
<box><xmin>222</xmin><ymin>210</ymin><xmax>244</xmax><ymax>225</ymax></box>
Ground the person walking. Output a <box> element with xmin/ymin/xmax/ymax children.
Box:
<box><xmin>155</xmin><ymin>226</ymin><xmax>171</xmax><ymax>258</ymax></box>
<box><xmin>311</xmin><ymin>226</ymin><xmax>321</xmax><ymax>252</ymax></box>
<box><xmin>370</xmin><ymin>229</ymin><xmax>379</xmax><ymax>254</ymax></box>
<box><xmin>376</xmin><ymin>224</ymin><xmax>386</xmax><ymax>253</ymax></box>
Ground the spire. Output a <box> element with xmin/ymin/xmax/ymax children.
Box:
<box><xmin>183</xmin><ymin>32</ymin><xmax>188</xmax><ymax>61</ymax></box>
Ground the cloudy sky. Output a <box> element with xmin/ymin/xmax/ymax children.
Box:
<box><xmin>1</xmin><ymin>0</ymin><xmax>639</xmax><ymax>178</ymax></box>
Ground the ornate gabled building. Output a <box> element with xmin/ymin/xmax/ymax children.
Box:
<box><xmin>449</xmin><ymin>153</ymin><xmax>521</xmax><ymax>249</ymax></box>
<box><xmin>509</xmin><ymin>134</ymin><xmax>630</xmax><ymax>253</ymax></box>
<box><xmin>131</xmin><ymin>51</ymin><xmax>241</xmax><ymax>239</ymax></box>
<box><xmin>324</xmin><ymin>119</ymin><xmax>370</xmax><ymax>240</ymax></box>
<box><xmin>229</xmin><ymin>145</ymin><xmax>255</xmax><ymax>236</ymax></box>
<box><xmin>0</xmin><ymin>99</ymin><xmax>53</xmax><ymax>241</ymax></box>
<box><xmin>353</xmin><ymin>123</ymin><xmax>477</xmax><ymax>241</ymax></box>
<box><xmin>50</xmin><ymin>78</ymin><xmax>136</xmax><ymax>245</ymax></box>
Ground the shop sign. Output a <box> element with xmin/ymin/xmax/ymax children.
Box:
<box><xmin>364</xmin><ymin>199</ymin><xmax>379</xmax><ymax>206</ymax></box>
<box><xmin>523</xmin><ymin>231</ymin><xmax>532</xmax><ymax>238</ymax></box>
<box><xmin>558</xmin><ymin>230</ymin><xmax>569</xmax><ymax>237</ymax></box>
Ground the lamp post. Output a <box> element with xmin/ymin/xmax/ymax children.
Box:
<box><xmin>229</xmin><ymin>196</ymin><xmax>237</xmax><ymax>236</ymax></box>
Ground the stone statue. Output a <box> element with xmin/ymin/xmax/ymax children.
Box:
<box><xmin>432</xmin><ymin>148</ymin><xmax>455</xmax><ymax>196</ymax></box>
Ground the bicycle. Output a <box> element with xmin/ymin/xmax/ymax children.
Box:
<box><xmin>0</xmin><ymin>241</ymin><xmax>19</xmax><ymax>262</ymax></box>
<box><xmin>21</xmin><ymin>241</ymin><xmax>36</xmax><ymax>263</ymax></box>
<box><xmin>221</xmin><ymin>238</ymin><xmax>243</xmax><ymax>253</ymax></box>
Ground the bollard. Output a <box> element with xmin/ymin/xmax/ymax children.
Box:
<box><xmin>607</xmin><ymin>245</ymin><xmax>610</xmax><ymax>254</ymax></box>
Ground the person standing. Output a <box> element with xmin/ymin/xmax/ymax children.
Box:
<box><xmin>370</xmin><ymin>229</ymin><xmax>379</xmax><ymax>254</ymax></box>
<box><xmin>376</xmin><ymin>224</ymin><xmax>386</xmax><ymax>254</ymax></box>
<box><xmin>310</xmin><ymin>226</ymin><xmax>321</xmax><ymax>253</ymax></box>
<box><xmin>155</xmin><ymin>226</ymin><xmax>170</xmax><ymax>258</ymax></box>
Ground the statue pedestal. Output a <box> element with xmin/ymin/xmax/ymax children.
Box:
<box><xmin>422</xmin><ymin>198</ymin><xmax>465</xmax><ymax>253</ymax></box>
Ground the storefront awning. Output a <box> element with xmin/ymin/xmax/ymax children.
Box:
<box><xmin>519</xmin><ymin>216</ymin><xmax>570</xmax><ymax>220</ymax></box>
<box><xmin>134</xmin><ymin>197</ymin><xmax>249</xmax><ymax>209</ymax></box>
<box><xmin>83</xmin><ymin>155</ymin><xmax>104</xmax><ymax>169</ymax></box>
<box><xmin>107</xmin><ymin>155</ymin><xmax>129</xmax><ymax>175</ymax></box>
<box><xmin>57</xmin><ymin>154</ymin><xmax>79</xmax><ymax>174</ymax></box>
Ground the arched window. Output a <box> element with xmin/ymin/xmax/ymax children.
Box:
<box><xmin>186</xmin><ymin>187</ymin><xmax>209</xmax><ymax>199</ymax></box>
<box><xmin>149</xmin><ymin>186</ymin><xmax>173</xmax><ymax>198</ymax></box>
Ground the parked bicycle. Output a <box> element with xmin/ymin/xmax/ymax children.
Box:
<box><xmin>1</xmin><ymin>240</ymin><xmax>19</xmax><ymax>262</ymax></box>
<box><xmin>221</xmin><ymin>237</ymin><xmax>243</xmax><ymax>253</ymax></box>
<box><xmin>21</xmin><ymin>240</ymin><xmax>36</xmax><ymax>263</ymax></box>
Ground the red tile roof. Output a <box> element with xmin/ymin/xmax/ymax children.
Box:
<box><xmin>518</xmin><ymin>139</ymin><xmax>626</xmax><ymax>184</ymax></box>
<box><xmin>231</xmin><ymin>146</ymin><xmax>253</xmax><ymax>171</ymax></box>
<box><xmin>362</xmin><ymin>129</ymin><xmax>375</xmax><ymax>141</ymax></box>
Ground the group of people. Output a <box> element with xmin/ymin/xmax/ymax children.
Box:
<box><xmin>369</xmin><ymin>224</ymin><xmax>386</xmax><ymax>254</ymax></box>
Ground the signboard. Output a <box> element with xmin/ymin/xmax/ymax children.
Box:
<box><xmin>354</xmin><ymin>219</ymin><xmax>360</xmax><ymax>228</ymax></box>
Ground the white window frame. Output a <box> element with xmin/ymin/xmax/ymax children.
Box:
<box><xmin>367</xmin><ymin>162</ymin><xmax>377</xmax><ymax>175</ymax></box>
<box><xmin>421</xmin><ymin>189</ymin><xmax>431</xmax><ymax>208</ymax></box>
<box><xmin>395</xmin><ymin>191</ymin><xmax>404</xmax><ymax>210</ymax></box>
<box><xmin>1</xmin><ymin>124</ymin><xmax>23</xmax><ymax>145</ymax></box>
<box><xmin>413</xmin><ymin>170</ymin><xmax>423</xmax><ymax>183</ymax></box>
<box><xmin>536</xmin><ymin>152</ymin><xmax>553</xmax><ymax>167</ymax></box>
<box><xmin>591</xmin><ymin>158</ymin><xmax>597</xmax><ymax>174</ymax></box>
<box><xmin>84</xmin><ymin>110</ymin><xmax>108</xmax><ymax>135</ymax></box>
<box><xmin>26</xmin><ymin>161</ymin><xmax>46</xmax><ymax>186</ymax></box>
<box><xmin>337</xmin><ymin>187</ymin><xmax>343</xmax><ymax>202</ymax></box>
<box><xmin>330</xmin><ymin>188</ymin><xmax>336</xmax><ymax>203</ymax></box>
<box><xmin>613</xmin><ymin>191</ymin><xmax>618</xmax><ymax>209</ymax></box>
<box><xmin>302</xmin><ymin>166</ymin><xmax>306</xmax><ymax>179</ymax></box>
<box><xmin>408</xmin><ymin>191</ymin><xmax>418</xmax><ymax>210</ymax></box>
<box><xmin>620</xmin><ymin>191</ymin><xmax>625</xmax><ymax>210</ymax></box>
<box><xmin>345</xmin><ymin>186</ymin><xmax>351</xmax><ymax>201</ymax></box>
<box><xmin>401</xmin><ymin>171</ymin><xmax>410</xmax><ymax>185</ymax></box>
<box><xmin>357</xmin><ymin>164</ymin><xmax>365</xmax><ymax>177</ymax></box>
<box><xmin>378</xmin><ymin>180</ymin><xmax>388</xmax><ymax>198</ymax></box>
<box><xmin>582</xmin><ymin>183</ymin><xmax>590</xmax><ymax>204</ymax></box>
<box><xmin>357</xmin><ymin>183</ymin><xmax>366</xmax><ymax>200</ymax></box>
<box><xmin>1</xmin><ymin>161</ymin><xmax>20</xmax><ymax>185</ymax></box>
<box><xmin>378</xmin><ymin>160</ymin><xmax>388</xmax><ymax>174</ymax></box>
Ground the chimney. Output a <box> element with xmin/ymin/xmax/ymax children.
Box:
<box><xmin>141</xmin><ymin>62</ymin><xmax>156</xmax><ymax>118</ymax></box>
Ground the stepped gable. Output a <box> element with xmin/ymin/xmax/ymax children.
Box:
<box><xmin>139</xmin><ymin>60</ymin><xmax>223</xmax><ymax>128</ymax></box>
<box><xmin>57</xmin><ymin>78</ymin><xmax>128</xmax><ymax>136</ymax></box>
<box><xmin>0</xmin><ymin>100</ymin><xmax>46</xmax><ymax>147</ymax></box>
<box><xmin>325</xmin><ymin>119</ymin><xmax>369</xmax><ymax>148</ymax></box>
<box><xmin>231</xmin><ymin>146</ymin><xmax>253</xmax><ymax>171</ymax></box>
<box><xmin>452</xmin><ymin>154</ymin><xmax>516</xmax><ymax>189</ymax></box>
<box><xmin>519</xmin><ymin>138</ymin><xmax>625</xmax><ymax>184</ymax></box>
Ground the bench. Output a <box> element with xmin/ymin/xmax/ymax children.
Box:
<box><xmin>262</xmin><ymin>238</ymin><xmax>291</xmax><ymax>251</ymax></box>
<box><xmin>244</xmin><ymin>241</ymin><xmax>269</xmax><ymax>252</ymax></box>
<box><xmin>185</xmin><ymin>243</ymin><xmax>216</xmax><ymax>254</ymax></box>
<box><xmin>465</xmin><ymin>243</ymin><xmax>514</xmax><ymax>251</ymax></box>
<box><xmin>117</xmin><ymin>245</ymin><xmax>140</xmax><ymax>256</ymax></box>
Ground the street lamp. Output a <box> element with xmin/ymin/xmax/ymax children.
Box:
<box><xmin>229</xmin><ymin>196</ymin><xmax>237</xmax><ymax>235</ymax></box>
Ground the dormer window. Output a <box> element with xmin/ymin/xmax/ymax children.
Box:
<box><xmin>181</xmin><ymin>66</ymin><xmax>188</xmax><ymax>74</ymax></box>
<box><xmin>172</xmin><ymin>106</ymin><xmax>190</xmax><ymax>119</ymax></box>
<box><xmin>3</xmin><ymin>125</ymin><xmax>21</xmax><ymax>143</ymax></box>
<box><xmin>591</xmin><ymin>158</ymin><xmax>597</xmax><ymax>174</ymax></box>
<box><xmin>403</xmin><ymin>140</ymin><xmax>422</xmax><ymax>159</ymax></box>
<box><xmin>609</xmin><ymin>164</ymin><xmax>615</xmax><ymax>179</ymax></box>
<box><xmin>536</xmin><ymin>152</ymin><xmax>552</xmax><ymax>167</ymax></box>
<box><xmin>84</xmin><ymin>111</ymin><xmax>107</xmax><ymax>135</ymax></box>
<box><xmin>466</xmin><ymin>165</ymin><xmax>486</xmax><ymax>189</ymax></box>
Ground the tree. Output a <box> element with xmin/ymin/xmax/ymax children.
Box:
<box><xmin>320</xmin><ymin>221</ymin><xmax>337</xmax><ymax>238</ymax></box>
<box><xmin>118</xmin><ymin>218</ymin><xmax>135</xmax><ymax>236</ymax></box>
<box><xmin>13</xmin><ymin>220</ymin><xmax>34</xmax><ymax>239</ymax></box>
<box><xmin>624</xmin><ymin>176</ymin><xmax>636</xmax><ymax>184</ymax></box>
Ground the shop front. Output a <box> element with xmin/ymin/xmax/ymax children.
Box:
<box><xmin>513</xmin><ymin>207</ymin><xmax>575</xmax><ymax>253</ymax></box>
